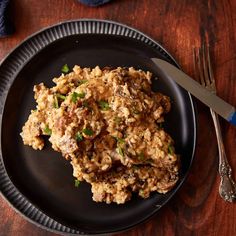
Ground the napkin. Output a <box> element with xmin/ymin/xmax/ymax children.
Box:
<box><xmin>78</xmin><ymin>0</ymin><xmax>112</xmax><ymax>7</ymax></box>
<box><xmin>0</xmin><ymin>0</ymin><xmax>112</xmax><ymax>38</ymax></box>
<box><xmin>0</xmin><ymin>0</ymin><xmax>14</xmax><ymax>37</ymax></box>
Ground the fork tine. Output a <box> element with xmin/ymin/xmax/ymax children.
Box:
<box><xmin>194</xmin><ymin>47</ymin><xmax>206</xmax><ymax>86</ymax></box>
<box><xmin>202</xmin><ymin>44</ymin><xmax>212</xmax><ymax>86</ymax></box>
<box><xmin>198</xmin><ymin>48</ymin><xmax>206</xmax><ymax>85</ymax></box>
<box><xmin>193</xmin><ymin>48</ymin><xmax>198</xmax><ymax>80</ymax></box>
<box><xmin>205</xmin><ymin>43</ymin><xmax>215</xmax><ymax>84</ymax></box>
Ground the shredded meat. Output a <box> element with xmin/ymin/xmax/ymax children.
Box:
<box><xmin>21</xmin><ymin>66</ymin><xmax>179</xmax><ymax>204</ymax></box>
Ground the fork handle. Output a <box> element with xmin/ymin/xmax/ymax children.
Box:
<box><xmin>210</xmin><ymin>109</ymin><xmax>236</xmax><ymax>202</ymax></box>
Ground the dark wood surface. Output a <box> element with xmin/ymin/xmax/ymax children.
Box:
<box><xmin>1</xmin><ymin>0</ymin><xmax>236</xmax><ymax>235</ymax></box>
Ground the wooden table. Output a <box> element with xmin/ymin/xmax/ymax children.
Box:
<box><xmin>1</xmin><ymin>0</ymin><xmax>236</xmax><ymax>235</ymax></box>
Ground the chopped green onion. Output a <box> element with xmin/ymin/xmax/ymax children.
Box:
<box><xmin>44</xmin><ymin>125</ymin><xmax>52</xmax><ymax>135</ymax></box>
<box><xmin>114</xmin><ymin>116</ymin><xmax>121</xmax><ymax>124</ymax></box>
<box><xmin>53</xmin><ymin>95</ymin><xmax>59</xmax><ymax>109</ymax></box>
<box><xmin>74</xmin><ymin>179</ymin><xmax>80</xmax><ymax>187</ymax></box>
<box><xmin>78</xmin><ymin>80</ymin><xmax>88</xmax><ymax>86</ymax></box>
<box><xmin>139</xmin><ymin>190</ymin><xmax>145</xmax><ymax>197</ymax></box>
<box><xmin>61</xmin><ymin>64</ymin><xmax>69</xmax><ymax>73</ymax></box>
<box><xmin>116</xmin><ymin>147</ymin><xmax>124</xmax><ymax>156</ymax></box>
<box><xmin>87</xmin><ymin>153</ymin><xmax>93</xmax><ymax>160</ymax></box>
<box><xmin>133</xmin><ymin>109</ymin><xmax>140</xmax><ymax>114</ymax></box>
<box><xmin>133</xmin><ymin>165</ymin><xmax>139</xmax><ymax>170</ymax></box>
<box><xmin>71</xmin><ymin>92</ymin><xmax>85</xmax><ymax>103</ymax></box>
<box><xmin>75</xmin><ymin>132</ymin><xmax>83</xmax><ymax>142</ymax></box>
<box><xmin>98</xmin><ymin>100</ymin><xmax>110</xmax><ymax>110</ymax></box>
<box><xmin>117</xmin><ymin>137</ymin><xmax>125</xmax><ymax>144</ymax></box>
<box><xmin>82</xmin><ymin>101</ymin><xmax>90</xmax><ymax>109</ymax></box>
<box><xmin>71</xmin><ymin>92</ymin><xmax>79</xmax><ymax>103</ymax></box>
<box><xmin>168</xmin><ymin>145</ymin><xmax>174</xmax><ymax>154</ymax></box>
<box><xmin>77</xmin><ymin>92</ymin><xmax>86</xmax><ymax>98</ymax></box>
<box><xmin>57</xmin><ymin>94</ymin><xmax>66</xmax><ymax>100</ymax></box>
<box><xmin>146</xmin><ymin>159</ymin><xmax>154</xmax><ymax>164</ymax></box>
<box><xmin>82</xmin><ymin>128</ymin><xmax>94</xmax><ymax>136</ymax></box>
<box><xmin>156</xmin><ymin>123</ymin><xmax>164</xmax><ymax>130</ymax></box>
<box><xmin>138</xmin><ymin>152</ymin><xmax>145</xmax><ymax>161</ymax></box>
<box><xmin>113</xmin><ymin>137</ymin><xmax>125</xmax><ymax>147</ymax></box>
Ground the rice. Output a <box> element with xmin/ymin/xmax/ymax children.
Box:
<box><xmin>21</xmin><ymin>66</ymin><xmax>179</xmax><ymax>204</ymax></box>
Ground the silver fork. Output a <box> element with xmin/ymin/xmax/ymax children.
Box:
<box><xmin>193</xmin><ymin>44</ymin><xmax>236</xmax><ymax>202</ymax></box>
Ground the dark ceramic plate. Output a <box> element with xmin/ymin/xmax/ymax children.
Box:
<box><xmin>0</xmin><ymin>20</ymin><xmax>196</xmax><ymax>235</ymax></box>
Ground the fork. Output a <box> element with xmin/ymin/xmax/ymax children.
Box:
<box><xmin>193</xmin><ymin>44</ymin><xmax>236</xmax><ymax>202</ymax></box>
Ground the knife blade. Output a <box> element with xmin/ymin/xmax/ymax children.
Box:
<box><xmin>151</xmin><ymin>58</ymin><xmax>236</xmax><ymax>126</ymax></box>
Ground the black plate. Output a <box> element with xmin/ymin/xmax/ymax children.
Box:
<box><xmin>0</xmin><ymin>20</ymin><xmax>196</xmax><ymax>235</ymax></box>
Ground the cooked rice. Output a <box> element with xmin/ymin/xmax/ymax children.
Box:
<box><xmin>21</xmin><ymin>66</ymin><xmax>179</xmax><ymax>204</ymax></box>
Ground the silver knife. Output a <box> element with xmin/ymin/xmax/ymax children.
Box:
<box><xmin>151</xmin><ymin>58</ymin><xmax>236</xmax><ymax>126</ymax></box>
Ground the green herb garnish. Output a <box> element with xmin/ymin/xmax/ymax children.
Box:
<box><xmin>61</xmin><ymin>64</ymin><xmax>69</xmax><ymax>73</ymax></box>
<box><xmin>44</xmin><ymin>125</ymin><xmax>52</xmax><ymax>135</ymax></box>
<box><xmin>82</xmin><ymin>101</ymin><xmax>90</xmax><ymax>109</ymax></box>
<box><xmin>113</xmin><ymin>137</ymin><xmax>125</xmax><ymax>146</ymax></box>
<box><xmin>75</xmin><ymin>179</ymin><xmax>80</xmax><ymax>187</ymax></box>
<box><xmin>117</xmin><ymin>137</ymin><xmax>125</xmax><ymax>144</ymax></box>
<box><xmin>168</xmin><ymin>145</ymin><xmax>174</xmax><ymax>154</ymax></box>
<box><xmin>75</xmin><ymin>132</ymin><xmax>83</xmax><ymax>142</ymax></box>
<box><xmin>138</xmin><ymin>152</ymin><xmax>145</xmax><ymax>161</ymax></box>
<box><xmin>133</xmin><ymin>109</ymin><xmax>140</xmax><ymax>114</ymax></box>
<box><xmin>98</xmin><ymin>100</ymin><xmax>110</xmax><ymax>110</ymax></box>
<box><xmin>78</xmin><ymin>80</ymin><xmax>88</xmax><ymax>86</ymax></box>
<box><xmin>114</xmin><ymin>117</ymin><xmax>121</xmax><ymax>124</ymax></box>
<box><xmin>116</xmin><ymin>147</ymin><xmax>124</xmax><ymax>156</ymax></box>
<box><xmin>71</xmin><ymin>92</ymin><xmax>79</xmax><ymax>103</ymax></box>
<box><xmin>77</xmin><ymin>92</ymin><xmax>86</xmax><ymax>98</ymax></box>
<box><xmin>53</xmin><ymin>95</ymin><xmax>59</xmax><ymax>109</ymax></box>
<box><xmin>54</xmin><ymin>94</ymin><xmax>66</xmax><ymax>108</ymax></box>
<box><xmin>156</xmin><ymin>123</ymin><xmax>164</xmax><ymax>130</ymax></box>
<box><xmin>146</xmin><ymin>159</ymin><xmax>154</xmax><ymax>164</ymax></box>
<box><xmin>57</xmin><ymin>94</ymin><xmax>66</xmax><ymax>100</ymax></box>
<box><xmin>82</xmin><ymin>128</ymin><xmax>94</xmax><ymax>136</ymax></box>
<box><xmin>133</xmin><ymin>165</ymin><xmax>139</xmax><ymax>170</ymax></box>
<box><xmin>139</xmin><ymin>190</ymin><xmax>145</xmax><ymax>197</ymax></box>
<box><xmin>71</xmin><ymin>92</ymin><xmax>85</xmax><ymax>103</ymax></box>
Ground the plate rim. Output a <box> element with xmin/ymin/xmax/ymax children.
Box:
<box><xmin>0</xmin><ymin>19</ymin><xmax>197</xmax><ymax>235</ymax></box>
<box><xmin>0</xmin><ymin>19</ymin><xmax>181</xmax><ymax>68</ymax></box>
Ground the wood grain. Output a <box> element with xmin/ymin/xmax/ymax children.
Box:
<box><xmin>0</xmin><ymin>0</ymin><xmax>236</xmax><ymax>235</ymax></box>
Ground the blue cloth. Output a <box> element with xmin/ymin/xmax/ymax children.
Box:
<box><xmin>0</xmin><ymin>0</ymin><xmax>14</xmax><ymax>37</ymax></box>
<box><xmin>0</xmin><ymin>0</ymin><xmax>111</xmax><ymax>37</ymax></box>
<box><xmin>78</xmin><ymin>0</ymin><xmax>111</xmax><ymax>7</ymax></box>
<box><xmin>228</xmin><ymin>112</ymin><xmax>236</xmax><ymax>126</ymax></box>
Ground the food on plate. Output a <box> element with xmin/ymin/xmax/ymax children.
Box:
<box><xmin>21</xmin><ymin>65</ymin><xmax>179</xmax><ymax>204</ymax></box>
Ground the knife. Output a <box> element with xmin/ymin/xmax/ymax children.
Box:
<box><xmin>151</xmin><ymin>58</ymin><xmax>236</xmax><ymax>126</ymax></box>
